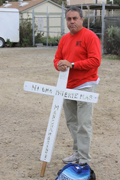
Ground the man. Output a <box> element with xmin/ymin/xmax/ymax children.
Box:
<box><xmin>53</xmin><ymin>6</ymin><xmax>101</xmax><ymax>166</ymax></box>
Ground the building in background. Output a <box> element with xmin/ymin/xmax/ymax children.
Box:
<box><xmin>67</xmin><ymin>0</ymin><xmax>107</xmax><ymax>5</ymax></box>
<box><xmin>0</xmin><ymin>0</ymin><xmax>69</xmax><ymax>37</ymax></box>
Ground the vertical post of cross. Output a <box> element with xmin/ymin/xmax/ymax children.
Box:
<box><xmin>40</xmin><ymin>68</ymin><xmax>70</xmax><ymax>176</ymax></box>
<box><xmin>40</xmin><ymin>161</ymin><xmax>47</xmax><ymax>177</ymax></box>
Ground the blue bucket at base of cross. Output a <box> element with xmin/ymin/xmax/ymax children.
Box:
<box><xmin>55</xmin><ymin>163</ymin><xmax>96</xmax><ymax>180</ymax></box>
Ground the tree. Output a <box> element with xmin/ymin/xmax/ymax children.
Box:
<box><xmin>107</xmin><ymin>0</ymin><xmax>120</xmax><ymax>4</ymax></box>
<box><xmin>0</xmin><ymin>0</ymin><xmax>2</xmax><ymax>6</ymax></box>
<box><xmin>114</xmin><ymin>0</ymin><xmax>120</xmax><ymax>5</ymax></box>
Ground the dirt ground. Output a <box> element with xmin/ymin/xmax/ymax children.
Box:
<box><xmin>0</xmin><ymin>47</ymin><xmax>120</xmax><ymax>180</ymax></box>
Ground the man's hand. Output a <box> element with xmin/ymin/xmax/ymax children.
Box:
<box><xmin>57</xmin><ymin>60</ymin><xmax>72</xmax><ymax>71</ymax></box>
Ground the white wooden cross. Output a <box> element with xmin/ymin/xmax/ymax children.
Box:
<box><xmin>23</xmin><ymin>68</ymin><xmax>99</xmax><ymax>176</ymax></box>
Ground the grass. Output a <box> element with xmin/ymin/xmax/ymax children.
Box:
<box><xmin>102</xmin><ymin>54</ymin><xmax>120</xmax><ymax>60</ymax></box>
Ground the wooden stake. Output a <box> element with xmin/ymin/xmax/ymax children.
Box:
<box><xmin>40</xmin><ymin>161</ymin><xmax>47</xmax><ymax>177</ymax></box>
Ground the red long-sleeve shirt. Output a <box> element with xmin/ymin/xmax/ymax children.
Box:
<box><xmin>54</xmin><ymin>27</ymin><xmax>101</xmax><ymax>89</ymax></box>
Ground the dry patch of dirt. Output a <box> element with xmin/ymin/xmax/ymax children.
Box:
<box><xmin>0</xmin><ymin>47</ymin><xmax>120</xmax><ymax>180</ymax></box>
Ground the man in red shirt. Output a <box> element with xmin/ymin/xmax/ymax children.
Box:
<box><xmin>54</xmin><ymin>6</ymin><xmax>101</xmax><ymax>166</ymax></box>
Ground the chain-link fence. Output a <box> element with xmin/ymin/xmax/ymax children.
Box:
<box><xmin>34</xmin><ymin>15</ymin><xmax>63</xmax><ymax>37</ymax></box>
<box><xmin>32</xmin><ymin>7</ymin><xmax>67</xmax><ymax>46</ymax></box>
<box><xmin>105</xmin><ymin>16</ymin><xmax>120</xmax><ymax>29</ymax></box>
<box><xmin>20</xmin><ymin>11</ymin><xmax>66</xmax><ymax>47</ymax></box>
<box><xmin>19</xmin><ymin>4</ymin><xmax>120</xmax><ymax>53</ymax></box>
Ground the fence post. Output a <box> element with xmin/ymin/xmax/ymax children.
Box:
<box><xmin>86</xmin><ymin>5</ymin><xmax>90</xmax><ymax>29</ymax></box>
<box><xmin>47</xmin><ymin>7</ymin><xmax>49</xmax><ymax>46</ymax></box>
<box><xmin>101</xmin><ymin>2</ymin><xmax>105</xmax><ymax>54</ymax></box>
<box><xmin>61</xmin><ymin>1</ymin><xmax>65</xmax><ymax>36</ymax></box>
<box><xmin>32</xmin><ymin>9</ymin><xmax>35</xmax><ymax>47</ymax></box>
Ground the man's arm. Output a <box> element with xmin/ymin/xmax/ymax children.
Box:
<box><xmin>53</xmin><ymin>37</ymin><xmax>70</xmax><ymax>72</ymax></box>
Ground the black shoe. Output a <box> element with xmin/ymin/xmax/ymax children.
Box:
<box><xmin>89</xmin><ymin>167</ymin><xmax>96</xmax><ymax>180</ymax></box>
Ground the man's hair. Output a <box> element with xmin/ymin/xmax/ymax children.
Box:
<box><xmin>65</xmin><ymin>6</ymin><xmax>83</xmax><ymax>18</ymax></box>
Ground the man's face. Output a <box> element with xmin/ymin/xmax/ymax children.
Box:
<box><xmin>66</xmin><ymin>10</ymin><xmax>83</xmax><ymax>35</ymax></box>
